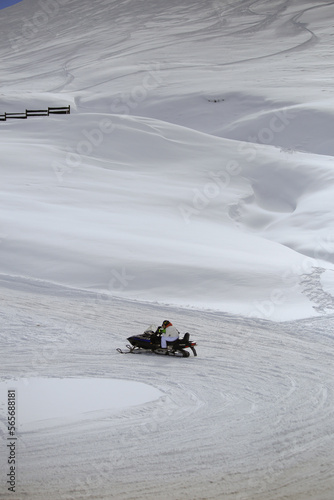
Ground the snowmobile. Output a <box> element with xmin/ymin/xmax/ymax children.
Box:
<box><xmin>117</xmin><ymin>325</ymin><xmax>197</xmax><ymax>357</ymax></box>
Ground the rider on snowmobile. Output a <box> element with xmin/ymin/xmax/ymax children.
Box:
<box><xmin>158</xmin><ymin>320</ymin><xmax>179</xmax><ymax>350</ymax></box>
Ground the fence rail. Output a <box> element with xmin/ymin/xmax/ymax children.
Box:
<box><xmin>0</xmin><ymin>105</ymin><xmax>70</xmax><ymax>121</ymax></box>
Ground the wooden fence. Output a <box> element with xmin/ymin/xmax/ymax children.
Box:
<box><xmin>0</xmin><ymin>105</ymin><xmax>70</xmax><ymax>121</ymax></box>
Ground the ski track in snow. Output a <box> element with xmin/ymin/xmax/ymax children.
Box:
<box><xmin>0</xmin><ymin>278</ymin><xmax>334</xmax><ymax>500</ymax></box>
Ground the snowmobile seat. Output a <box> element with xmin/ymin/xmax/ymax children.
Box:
<box><xmin>182</xmin><ymin>332</ymin><xmax>190</xmax><ymax>343</ymax></box>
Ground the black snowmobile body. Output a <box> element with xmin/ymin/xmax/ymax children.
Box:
<box><xmin>117</xmin><ymin>326</ymin><xmax>197</xmax><ymax>357</ymax></box>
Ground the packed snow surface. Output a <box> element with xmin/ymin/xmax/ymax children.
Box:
<box><xmin>1</xmin><ymin>0</ymin><xmax>334</xmax><ymax>499</ymax></box>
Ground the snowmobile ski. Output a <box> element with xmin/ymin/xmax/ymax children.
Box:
<box><xmin>116</xmin><ymin>345</ymin><xmax>136</xmax><ymax>354</ymax></box>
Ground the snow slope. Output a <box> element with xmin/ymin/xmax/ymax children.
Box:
<box><xmin>1</xmin><ymin>0</ymin><xmax>334</xmax><ymax>320</ymax></box>
<box><xmin>0</xmin><ymin>1</ymin><xmax>23</xmax><ymax>10</ymax></box>
<box><xmin>1</xmin><ymin>0</ymin><xmax>334</xmax><ymax>499</ymax></box>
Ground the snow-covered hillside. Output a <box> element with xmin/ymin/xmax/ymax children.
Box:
<box><xmin>1</xmin><ymin>1</ymin><xmax>334</xmax><ymax>499</ymax></box>
<box><xmin>1</xmin><ymin>0</ymin><xmax>334</xmax><ymax>319</ymax></box>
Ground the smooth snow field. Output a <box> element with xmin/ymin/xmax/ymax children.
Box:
<box><xmin>1</xmin><ymin>0</ymin><xmax>334</xmax><ymax>499</ymax></box>
<box><xmin>0</xmin><ymin>377</ymin><xmax>161</xmax><ymax>431</ymax></box>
